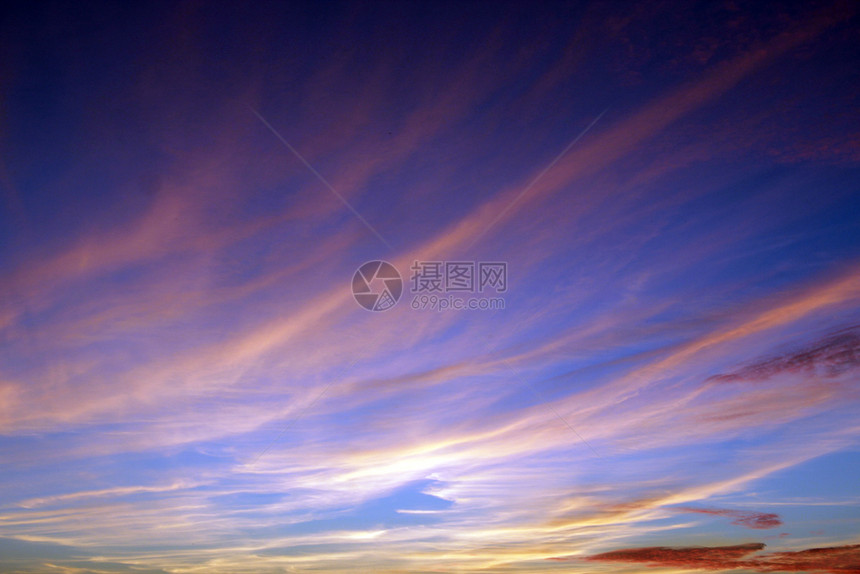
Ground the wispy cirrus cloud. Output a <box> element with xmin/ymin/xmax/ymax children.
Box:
<box><xmin>1</xmin><ymin>1</ymin><xmax>859</xmax><ymax>572</ymax></box>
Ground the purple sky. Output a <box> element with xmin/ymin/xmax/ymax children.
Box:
<box><xmin>1</xmin><ymin>1</ymin><xmax>859</xmax><ymax>573</ymax></box>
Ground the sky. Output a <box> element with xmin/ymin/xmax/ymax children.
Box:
<box><xmin>1</xmin><ymin>1</ymin><xmax>859</xmax><ymax>573</ymax></box>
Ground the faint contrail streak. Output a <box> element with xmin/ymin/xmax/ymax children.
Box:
<box><xmin>466</xmin><ymin>108</ymin><xmax>608</xmax><ymax>251</ymax></box>
<box><xmin>250</xmin><ymin>106</ymin><xmax>395</xmax><ymax>251</ymax></box>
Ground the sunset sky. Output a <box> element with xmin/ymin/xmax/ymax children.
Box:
<box><xmin>1</xmin><ymin>1</ymin><xmax>859</xmax><ymax>573</ymax></box>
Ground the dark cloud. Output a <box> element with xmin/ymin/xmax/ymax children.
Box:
<box><xmin>586</xmin><ymin>542</ymin><xmax>860</xmax><ymax>573</ymax></box>
<box><xmin>710</xmin><ymin>326</ymin><xmax>860</xmax><ymax>383</ymax></box>
<box><xmin>677</xmin><ymin>506</ymin><xmax>782</xmax><ymax>529</ymax></box>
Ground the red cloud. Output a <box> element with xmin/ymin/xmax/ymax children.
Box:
<box><xmin>753</xmin><ymin>544</ymin><xmax>860</xmax><ymax>572</ymax></box>
<box><xmin>677</xmin><ymin>506</ymin><xmax>783</xmax><ymax>529</ymax></box>
<box><xmin>585</xmin><ymin>542</ymin><xmax>860</xmax><ymax>573</ymax></box>
<box><xmin>586</xmin><ymin>542</ymin><xmax>765</xmax><ymax>568</ymax></box>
